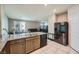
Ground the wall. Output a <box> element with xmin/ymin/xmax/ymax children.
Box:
<box><xmin>13</xmin><ymin>21</ymin><xmax>26</xmax><ymax>33</ymax></box>
<box><xmin>25</xmin><ymin>21</ymin><xmax>40</xmax><ymax>30</ymax></box>
<box><xmin>8</xmin><ymin>18</ymin><xmax>40</xmax><ymax>32</ymax></box>
<box><xmin>56</xmin><ymin>12</ymin><xmax>68</xmax><ymax>22</ymax></box>
<box><xmin>0</xmin><ymin>5</ymin><xmax>1</xmax><ymax>34</ymax></box>
<box><xmin>1</xmin><ymin>5</ymin><xmax>8</xmax><ymax>38</ymax></box>
<box><xmin>48</xmin><ymin>13</ymin><xmax>56</xmax><ymax>33</ymax></box>
<box><xmin>8</xmin><ymin>18</ymin><xmax>14</xmax><ymax>32</ymax></box>
<box><xmin>68</xmin><ymin>5</ymin><xmax>79</xmax><ymax>52</ymax></box>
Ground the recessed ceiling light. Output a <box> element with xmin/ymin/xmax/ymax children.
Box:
<box><xmin>53</xmin><ymin>9</ymin><xmax>56</xmax><ymax>13</ymax></box>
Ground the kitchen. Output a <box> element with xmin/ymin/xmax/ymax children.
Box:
<box><xmin>0</xmin><ymin>4</ymin><xmax>79</xmax><ymax>54</ymax></box>
<box><xmin>0</xmin><ymin>16</ymin><xmax>48</xmax><ymax>54</ymax></box>
<box><xmin>0</xmin><ymin>19</ymin><xmax>48</xmax><ymax>54</ymax></box>
<box><xmin>0</xmin><ymin>4</ymin><xmax>48</xmax><ymax>54</ymax></box>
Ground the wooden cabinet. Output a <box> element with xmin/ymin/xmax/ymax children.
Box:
<box><xmin>26</xmin><ymin>38</ymin><xmax>34</xmax><ymax>53</ymax></box>
<box><xmin>33</xmin><ymin>36</ymin><xmax>40</xmax><ymax>50</ymax></box>
<box><xmin>26</xmin><ymin>36</ymin><xmax>40</xmax><ymax>53</ymax></box>
<box><xmin>9</xmin><ymin>39</ymin><xmax>26</xmax><ymax>54</ymax></box>
<box><xmin>1</xmin><ymin>35</ymin><xmax>41</xmax><ymax>54</ymax></box>
<box><xmin>1</xmin><ymin>42</ymin><xmax>10</xmax><ymax>54</ymax></box>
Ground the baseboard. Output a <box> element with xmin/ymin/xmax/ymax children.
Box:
<box><xmin>48</xmin><ymin>38</ymin><xmax>68</xmax><ymax>46</ymax></box>
<box><xmin>70</xmin><ymin>46</ymin><xmax>79</xmax><ymax>54</ymax></box>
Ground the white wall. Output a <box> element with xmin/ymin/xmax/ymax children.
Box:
<box><xmin>8</xmin><ymin>19</ymin><xmax>14</xmax><ymax>32</ymax></box>
<box><xmin>48</xmin><ymin>14</ymin><xmax>56</xmax><ymax>33</ymax></box>
<box><xmin>68</xmin><ymin>5</ymin><xmax>79</xmax><ymax>52</ymax></box>
<box><xmin>15</xmin><ymin>21</ymin><xmax>40</xmax><ymax>32</ymax></box>
<box><xmin>8</xmin><ymin>19</ymin><xmax>40</xmax><ymax>32</ymax></box>
<box><xmin>0</xmin><ymin>5</ymin><xmax>1</xmax><ymax>34</ymax></box>
<box><xmin>1</xmin><ymin>5</ymin><xmax>8</xmax><ymax>38</ymax></box>
<box><xmin>25</xmin><ymin>21</ymin><xmax>40</xmax><ymax>30</ymax></box>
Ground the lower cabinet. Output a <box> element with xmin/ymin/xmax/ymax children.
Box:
<box><xmin>26</xmin><ymin>38</ymin><xmax>34</xmax><ymax>53</ymax></box>
<box><xmin>1</xmin><ymin>36</ymin><xmax>41</xmax><ymax>54</ymax></box>
<box><xmin>33</xmin><ymin>36</ymin><xmax>40</xmax><ymax>50</ymax></box>
<box><xmin>1</xmin><ymin>42</ymin><xmax>10</xmax><ymax>54</ymax></box>
<box><xmin>26</xmin><ymin>36</ymin><xmax>40</xmax><ymax>53</ymax></box>
<box><xmin>9</xmin><ymin>39</ymin><xmax>26</xmax><ymax>54</ymax></box>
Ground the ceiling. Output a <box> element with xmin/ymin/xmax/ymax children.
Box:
<box><xmin>4</xmin><ymin>4</ymin><xmax>72</xmax><ymax>21</ymax></box>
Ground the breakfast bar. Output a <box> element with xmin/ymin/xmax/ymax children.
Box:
<box><xmin>0</xmin><ymin>32</ymin><xmax>47</xmax><ymax>54</ymax></box>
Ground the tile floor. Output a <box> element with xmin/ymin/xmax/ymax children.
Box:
<box><xmin>30</xmin><ymin>39</ymin><xmax>78</xmax><ymax>54</ymax></box>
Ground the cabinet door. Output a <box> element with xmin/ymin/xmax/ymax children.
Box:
<box><xmin>26</xmin><ymin>38</ymin><xmax>34</xmax><ymax>53</ymax></box>
<box><xmin>10</xmin><ymin>39</ymin><xmax>26</xmax><ymax>54</ymax></box>
<box><xmin>33</xmin><ymin>36</ymin><xmax>40</xmax><ymax>50</ymax></box>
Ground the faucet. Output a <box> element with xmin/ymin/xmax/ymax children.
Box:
<box><xmin>3</xmin><ymin>28</ymin><xmax>10</xmax><ymax>37</ymax></box>
<box><xmin>3</xmin><ymin>28</ymin><xmax>8</xmax><ymax>33</ymax></box>
<box><xmin>3</xmin><ymin>28</ymin><xmax>15</xmax><ymax>37</ymax></box>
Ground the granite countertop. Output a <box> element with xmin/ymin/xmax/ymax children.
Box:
<box><xmin>9</xmin><ymin>32</ymin><xmax>46</xmax><ymax>40</ymax></box>
<box><xmin>0</xmin><ymin>32</ymin><xmax>46</xmax><ymax>52</ymax></box>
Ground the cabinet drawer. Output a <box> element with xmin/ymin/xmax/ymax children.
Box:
<box><xmin>10</xmin><ymin>39</ymin><xmax>25</xmax><ymax>45</ymax></box>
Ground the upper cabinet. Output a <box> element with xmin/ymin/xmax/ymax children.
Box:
<box><xmin>56</xmin><ymin>12</ymin><xmax>68</xmax><ymax>22</ymax></box>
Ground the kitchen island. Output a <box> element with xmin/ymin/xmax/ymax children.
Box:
<box><xmin>0</xmin><ymin>32</ymin><xmax>47</xmax><ymax>54</ymax></box>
